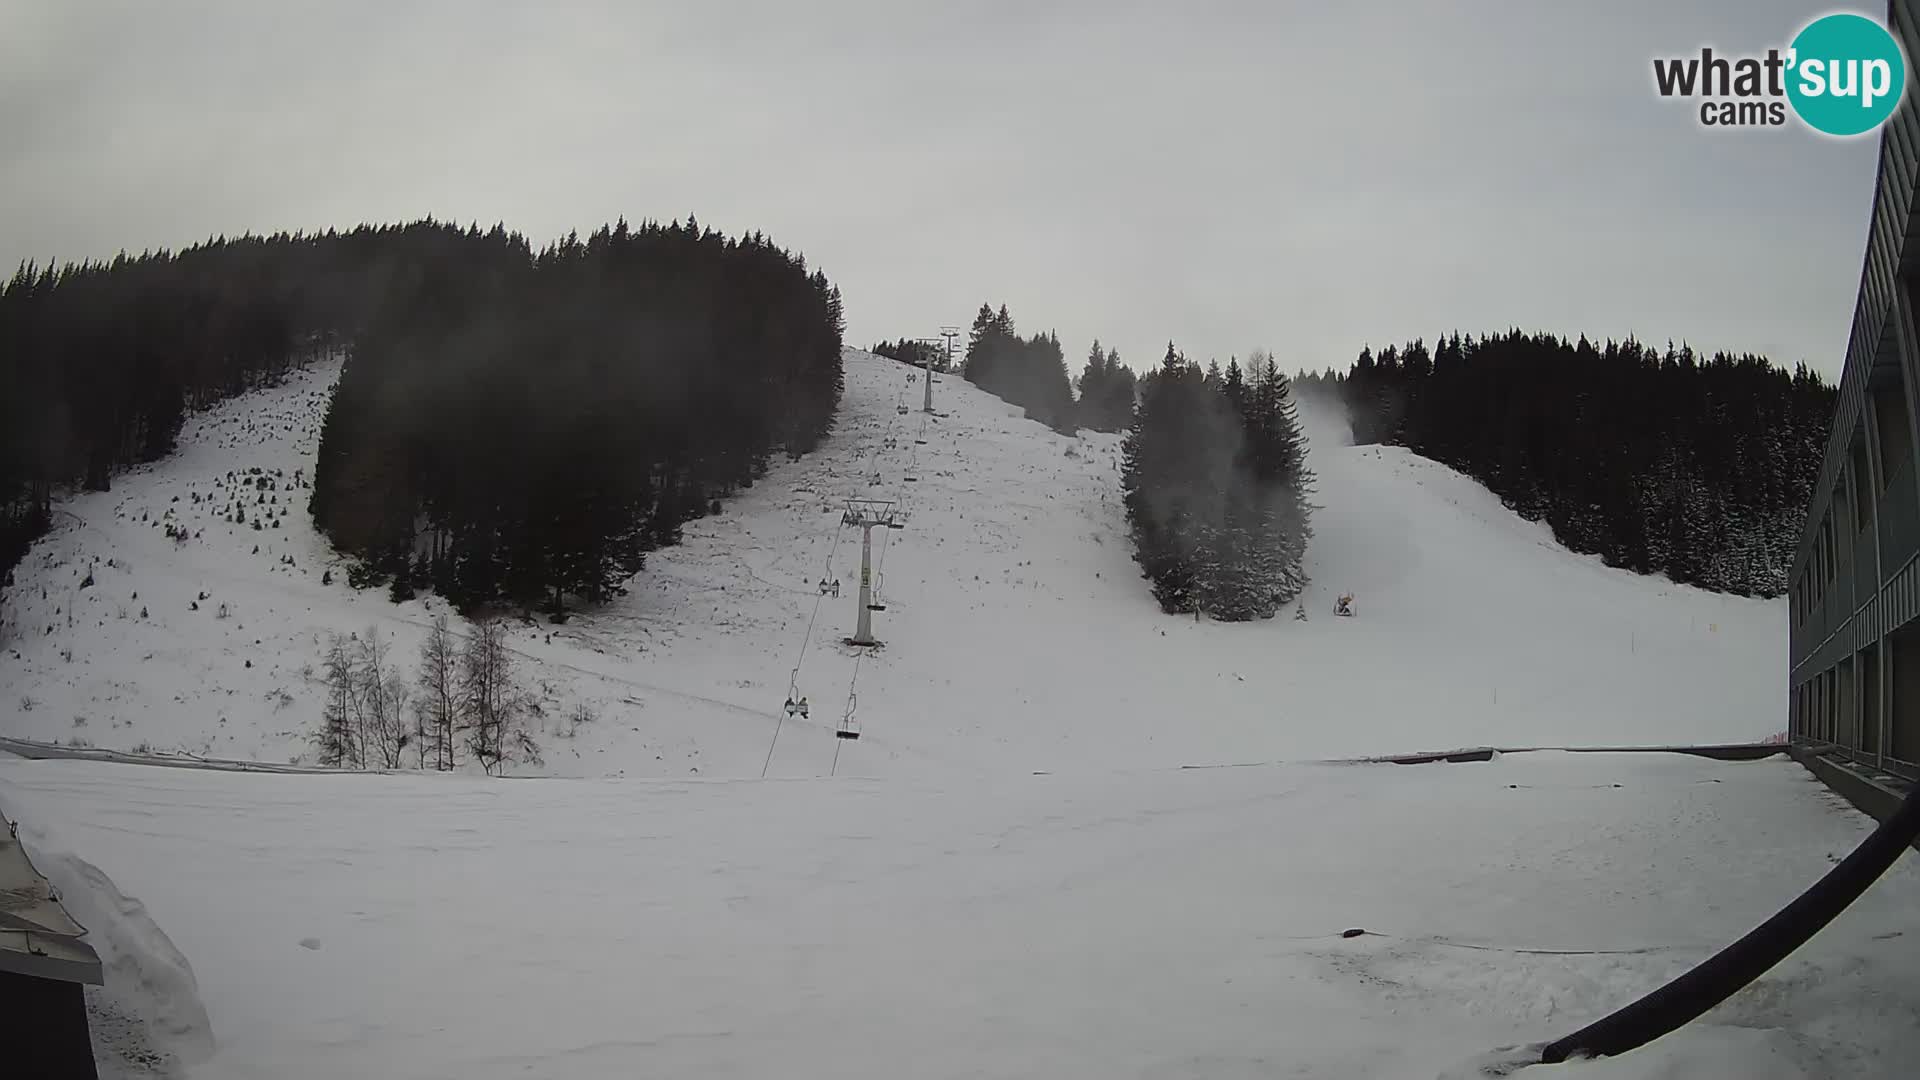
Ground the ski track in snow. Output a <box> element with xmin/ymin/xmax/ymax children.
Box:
<box><xmin>1</xmin><ymin>348</ymin><xmax>1908</xmax><ymax>1077</ymax></box>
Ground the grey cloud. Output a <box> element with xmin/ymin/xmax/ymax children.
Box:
<box><xmin>0</xmin><ymin>0</ymin><xmax>1878</xmax><ymax>377</ymax></box>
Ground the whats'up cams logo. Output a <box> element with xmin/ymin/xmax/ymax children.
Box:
<box><xmin>1653</xmin><ymin>11</ymin><xmax>1908</xmax><ymax>135</ymax></box>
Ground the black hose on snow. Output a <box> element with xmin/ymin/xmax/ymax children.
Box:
<box><xmin>1539</xmin><ymin>779</ymin><xmax>1920</xmax><ymax>1064</ymax></box>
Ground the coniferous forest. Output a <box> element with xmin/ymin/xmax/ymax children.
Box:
<box><xmin>311</xmin><ymin>219</ymin><xmax>845</xmax><ymax>615</ymax></box>
<box><xmin>1123</xmin><ymin>345</ymin><xmax>1315</xmax><ymax>620</ymax></box>
<box><xmin>1074</xmin><ymin>339</ymin><xmax>1139</xmax><ymax>433</ymax></box>
<box><xmin>961</xmin><ymin>303</ymin><xmax>1077</xmax><ymax>433</ymax></box>
<box><xmin>0</xmin><ymin>218</ymin><xmax>846</xmax><ymax>614</ymax></box>
<box><xmin>1293</xmin><ymin>331</ymin><xmax>1835</xmax><ymax>598</ymax></box>
<box><xmin>870</xmin><ymin>338</ymin><xmax>953</xmax><ymax>372</ymax></box>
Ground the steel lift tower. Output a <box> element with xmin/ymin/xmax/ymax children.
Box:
<box><xmin>842</xmin><ymin>498</ymin><xmax>903</xmax><ymax>646</ymax></box>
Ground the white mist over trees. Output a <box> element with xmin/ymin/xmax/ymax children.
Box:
<box><xmin>1122</xmin><ymin>345</ymin><xmax>1314</xmax><ymax>620</ymax></box>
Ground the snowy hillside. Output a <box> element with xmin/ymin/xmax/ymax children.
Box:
<box><xmin>0</xmin><ymin>349</ymin><xmax>1783</xmax><ymax>778</ymax></box>
<box><xmin>2</xmin><ymin>348</ymin><xmax>1907</xmax><ymax>1080</ymax></box>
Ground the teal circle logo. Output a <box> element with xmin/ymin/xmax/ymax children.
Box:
<box><xmin>1786</xmin><ymin>13</ymin><xmax>1908</xmax><ymax>136</ymax></box>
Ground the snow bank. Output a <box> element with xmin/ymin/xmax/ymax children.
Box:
<box><xmin>3</xmin><ymin>801</ymin><xmax>214</xmax><ymax>1075</ymax></box>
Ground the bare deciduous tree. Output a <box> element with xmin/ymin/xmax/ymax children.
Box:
<box><xmin>317</xmin><ymin>632</ymin><xmax>361</xmax><ymax>767</ymax></box>
<box><xmin>461</xmin><ymin>617</ymin><xmax>528</xmax><ymax>775</ymax></box>
<box><xmin>358</xmin><ymin>626</ymin><xmax>411</xmax><ymax>769</ymax></box>
<box><xmin>417</xmin><ymin>614</ymin><xmax>460</xmax><ymax>771</ymax></box>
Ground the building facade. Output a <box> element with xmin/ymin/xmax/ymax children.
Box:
<box><xmin>1788</xmin><ymin>0</ymin><xmax>1920</xmax><ymax>777</ymax></box>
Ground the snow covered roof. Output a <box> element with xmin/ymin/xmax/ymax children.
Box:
<box><xmin>0</xmin><ymin>815</ymin><xmax>103</xmax><ymax>985</ymax></box>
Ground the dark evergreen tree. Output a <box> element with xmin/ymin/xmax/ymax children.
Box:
<box><xmin>959</xmin><ymin>304</ymin><xmax>1076</xmax><ymax>432</ymax></box>
<box><xmin>1121</xmin><ymin>345</ymin><xmax>1315</xmax><ymax>619</ymax></box>
<box><xmin>1123</xmin><ymin>345</ymin><xmax>1209</xmax><ymax>613</ymax></box>
<box><xmin>871</xmin><ymin>338</ymin><xmax>949</xmax><ymax>371</ymax></box>
<box><xmin>1</xmin><ymin>218</ymin><xmax>845</xmax><ymax>615</ymax></box>
<box><xmin>1333</xmin><ymin>329</ymin><xmax>1833</xmax><ymax>597</ymax></box>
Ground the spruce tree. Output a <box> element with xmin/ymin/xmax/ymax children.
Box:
<box><xmin>1123</xmin><ymin>345</ymin><xmax>1207</xmax><ymax>613</ymax></box>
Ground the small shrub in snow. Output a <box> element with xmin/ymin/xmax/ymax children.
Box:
<box><xmin>18</xmin><ymin>696</ymin><xmax>32</xmax><ymax>712</ymax></box>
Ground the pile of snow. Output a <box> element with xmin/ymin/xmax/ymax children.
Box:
<box><xmin>0</xmin><ymin>751</ymin><xmax>1912</xmax><ymax>1078</ymax></box>
<box><xmin>2</xmin><ymin>802</ymin><xmax>214</xmax><ymax>1077</ymax></box>
<box><xmin>0</xmin><ymin>350</ymin><xmax>1782</xmax><ymax>779</ymax></box>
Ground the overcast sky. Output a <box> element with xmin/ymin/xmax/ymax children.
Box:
<box><xmin>0</xmin><ymin>1</ymin><xmax>1883</xmax><ymax>378</ymax></box>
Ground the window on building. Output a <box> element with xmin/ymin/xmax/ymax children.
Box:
<box><xmin>1852</xmin><ymin>435</ymin><xmax>1874</xmax><ymax>533</ymax></box>
<box><xmin>1874</xmin><ymin>372</ymin><xmax>1912</xmax><ymax>491</ymax></box>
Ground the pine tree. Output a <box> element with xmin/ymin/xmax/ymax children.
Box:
<box><xmin>1122</xmin><ymin>344</ymin><xmax>1208</xmax><ymax>613</ymax></box>
<box><xmin>1259</xmin><ymin>357</ymin><xmax>1316</xmax><ymax>606</ymax></box>
<box><xmin>1102</xmin><ymin>349</ymin><xmax>1137</xmax><ymax>431</ymax></box>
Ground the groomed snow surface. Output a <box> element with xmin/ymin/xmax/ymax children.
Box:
<box><xmin>1</xmin><ymin>349</ymin><xmax>1913</xmax><ymax>1077</ymax></box>
<box><xmin>2</xmin><ymin>752</ymin><xmax>1916</xmax><ymax>1079</ymax></box>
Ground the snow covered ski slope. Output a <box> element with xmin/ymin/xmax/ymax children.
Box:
<box><xmin>0</xmin><ymin>349</ymin><xmax>1781</xmax><ymax>779</ymax></box>
<box><xmin>1</xmin><ymin>346</ymin><xmax>1910</xmax><ymax>1079</ymax></box>
<box><xmin>3</xmin><ymin>750</ymin><xmax>1915</xmax><ymax>1079</ymax></box>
